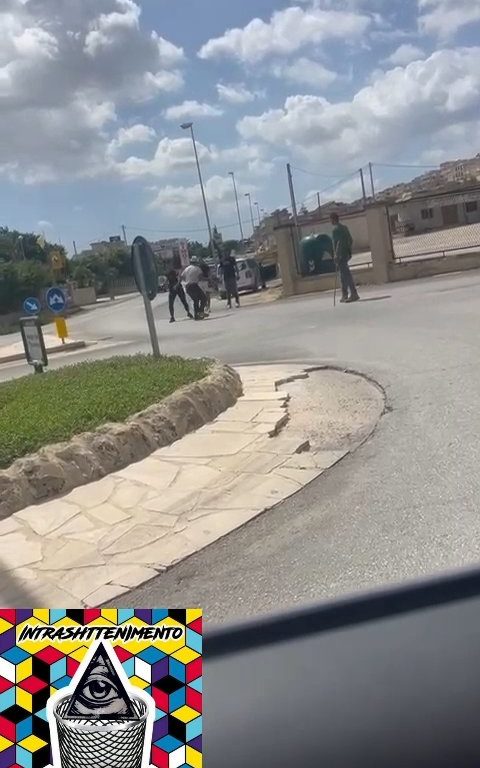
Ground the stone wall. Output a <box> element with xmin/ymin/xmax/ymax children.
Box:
<box><xmin>0</xmin><ymin>363</ymin><xmax>242</xmax><ymax>519</ymax></box>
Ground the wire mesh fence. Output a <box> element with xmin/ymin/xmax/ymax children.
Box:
<box><xmin>388</xmin><ymin>190</ymin><xmax>480</xmax><ymax>261</ymax></box>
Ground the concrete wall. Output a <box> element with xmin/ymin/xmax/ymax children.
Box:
<box><xmin>300</xmin><ymin>210</ymin><xmax>369</xmax><ymax>252</ymax></box>
<box><xmin>389</xmin><ymin>250</ymin><xmax>480</xmax><ymax>282</ymax></box>
<box><xmin>69</xmin><ymin>285</ymin><xmax>97</xmax><ymax>306</ymax></box>
<box><xmin>288</xmin><ymin>266</ymin><xmax>374</xmax><ymax>295</ymax></box>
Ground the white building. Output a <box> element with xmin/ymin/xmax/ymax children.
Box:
<box><xmin>389</xmin><ymin>187</ymin><xmax>480</xmax><ymax>235</ymax></box>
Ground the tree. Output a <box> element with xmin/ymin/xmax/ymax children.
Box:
<box><xmin>188</xmin><ymin>241</ymin><xmax>209</xmax><ymax>260</ymax></box>
<box><xmin>222</xmin><ymin>239</ymin><xmax>242</xmax><ymax>256</ymax></box>
<box><xmin>72</xmin><ymin>264</ymin><xmax>95</xmax><ymax>288</ymax></box>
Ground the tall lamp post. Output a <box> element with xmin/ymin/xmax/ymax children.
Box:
<box><xmin>254</xmin><ymin>201</ymin><xmax>262</xmax><ymax>226</ymax></box>
<box><xmin>228</xmin><ymin>171</ymin><xmax>244</xmax><ymax>243</ymax></box>
<box><xmin>180</xmin><ymin>122</ymin><xmax>216</xmax><ymax>261</ymax></box>
<box><xmin>244</xmin><ymin>193</ymin><xmax>256</xmax><ymax>237</ymax></box>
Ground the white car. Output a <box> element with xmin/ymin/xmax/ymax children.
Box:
<box><xmin>218</xmin><ymin>256</ymin><xmax>261</xmax><ymax>299</ymax></box>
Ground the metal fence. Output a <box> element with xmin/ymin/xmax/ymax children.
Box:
<box><xmin>388</xmin><ymin>189</ymin><xmax>480</xmax><ymax>262</ymax></box>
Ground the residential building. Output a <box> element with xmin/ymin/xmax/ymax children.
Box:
<box><xmin>389</xmin><ymin>186</ymin><xmax>480</xmax><ymax>235</ymax></box>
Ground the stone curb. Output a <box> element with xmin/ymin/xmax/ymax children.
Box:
<box><xmin>0</xmin><ymin>362</ymin><xmax>242</xmax><ymax>520</ymax></box>
<box><xmin>0</xmin><ymin>340</ymin><xmax>87</xmax><ymax>365</ymax></box>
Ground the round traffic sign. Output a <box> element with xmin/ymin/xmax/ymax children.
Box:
<box><xmin>23</xmin><ymin>297</ymin><xmax>41</xmax><ymax>315</ymax></box>
<box><xmin>131</xmin><ymin>236</ymin><xmax>158</xmax><ymax>302</ymax></box>
<box><xmin>46</xmin><ymin>287</ymin><xmax>67</xmax><ymax>315</ymax></box>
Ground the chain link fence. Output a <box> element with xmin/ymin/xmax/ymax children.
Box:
<box><xmin>388</xmin><ymin>189</ymin><xmax>480</xmax><ymax>262</ymax></box>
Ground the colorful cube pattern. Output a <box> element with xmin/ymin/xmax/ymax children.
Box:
<box><xmin>0</xmin><ymin>609</ymin><xmax>202</xmax><ymax>768</ymax></box>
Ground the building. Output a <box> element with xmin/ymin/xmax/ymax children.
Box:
<box><xmin>440</xmin><ymin>156</ymin><xmax>480</xmax><ymax>184</ymax></box>
<box><xmin>389</xmin><ymin>186</ymin><xmax>480</xmax><ymax>236</ymax></box>
<box><xmin>89</xmin><ymin>236</ymin><xmax>126</xmax><ymax>255</ymax></box>
<box><xmin>149</xmin><ymin>238</ymin><xmax>189</xmax><ymax>270</ymax></box>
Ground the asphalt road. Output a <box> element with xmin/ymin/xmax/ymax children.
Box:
<box><xmin>4</xmin><ymin>273</ymin><xmax>480</xmax><ymax>623</ymax></box>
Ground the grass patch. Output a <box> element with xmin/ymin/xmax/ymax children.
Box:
<box><xmin>0</xmin><ymin>354</ymin><xmax>210</xmax><ymax>468</ymax></box>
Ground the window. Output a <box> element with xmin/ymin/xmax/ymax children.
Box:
<box><xmin>421</xmin><ymin>208</ymin><xmax>434</xmax><ymax>220</ymax></box>
<box><xmin>465</xmin><ymin>201</ymin><xmax>478</xmax><ymax>214</ymax></box>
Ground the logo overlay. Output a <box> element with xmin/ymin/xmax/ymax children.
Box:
<box><xmin>0</xmin><ymin>609</ymin><xmax>202</xmax><ymax>768</ymax></box>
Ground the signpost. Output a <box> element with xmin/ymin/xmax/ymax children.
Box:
<box><xmin>23</xmin><ymin>297</ymin><xmax>41</xmax><ymax>316</ymax></box>
<box><xmin>20</xmin><ymin>317</ymin><xmax>48</xmax><ymax>374</ymax></box>
<box><xmin>131</xmin><ymin>236</ymin><xmax>160</xmax><ymax>358</ymax></box>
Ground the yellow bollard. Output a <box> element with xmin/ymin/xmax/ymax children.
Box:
<box><xmin>55</xmin><ymin>316</ymin><xmax>68</xmax><ymax>345</ymax></box>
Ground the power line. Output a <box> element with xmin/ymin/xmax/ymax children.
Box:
<box><xmin>372</xmin><ymin>161</ymin><xmax>439</xmax><ymax>170</ymax></box>
<box><xmin>291</xmin><ymin>165</ymin><xmax>358</xmax><ymax>179</ymax></box>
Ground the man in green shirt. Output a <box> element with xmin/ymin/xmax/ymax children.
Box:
<box><xmin>330</xmin><ymin>213</ymin><xmax>359</xmax><ymax>303</ymax></box>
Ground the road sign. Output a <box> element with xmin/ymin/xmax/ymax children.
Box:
<box><xmin>132</xmin><ymin>236</ymin><xmax>158</xmax><ymax>302</ymax></box>
<box><xmin>20</xmin><ymin>317</ymin><xmax>48</xmax><ymax>373</ymax></box>
<box><xmin>23</xmin><ymin>297</ymin><xmax>41</xmax><ymax>315</ymax></box>
<box><xmin>46</xmin><ymin>286</ymin><xmax>66</xmax><ymax>314</ymax></box>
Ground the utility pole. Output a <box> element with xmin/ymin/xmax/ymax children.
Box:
<box><xmin>181</xmin><ymin>122</ymin><xmax>216</xmax><ymax>262</ymax></box>
<box><xmin>369</xmin><ymin>162</ymin><xmax>376</xmax><ymax>200</ymax></box>
<box><xmin>287</xmin><ymin>163</ymin><xmax>301</xmax><ymax>270</ymax></box>
<box><xmin>73</xmin><ymin>240</ymin><xmax>78</xmax><ymax>257</ymax></box>
<box><xmin>286</xmin><ymin>163</ymin><xmax>299</xmax><ymax>230</ymax></box>
<box><xmin>317</xmin><ymin>192</ymin><xmax>321</xmax><ymax>214</ymax></box>
<box><xmin>229</xmin><ymin>171</ymin><xmax>244</xmax><ymax>243</ymax></box>
<box><xmin>359</xmin><ymin>168</ymin><xmax>367</xmax><ymax>202</ymax></box>
<box><xmin>122</xmin><ymin>225</ymin><xmax>128</xmax><ymax>245</ymax></box>
<box><xmin>245</xmin><ymin>193</ymin><xmax>255</xmax><ymax>235</ymax></box>
<box><xmin>254</xmin><ymin>202</ymin><xmax>262</xmax><ymax>226</ymax></box>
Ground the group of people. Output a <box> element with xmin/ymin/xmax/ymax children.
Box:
<box><xmin>167</xmin><ymin>253</ymin><xmax>241</xmax><ymax>323</ymax></box>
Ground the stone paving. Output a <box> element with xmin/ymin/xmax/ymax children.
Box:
<box><xmin>0</xmin><ymin>365</ymin><xmax>348</xmax><ymax>607</ymax></box>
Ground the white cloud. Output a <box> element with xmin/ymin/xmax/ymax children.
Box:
<box><xmin>418</xmin><ymin>0</ymin><xmax>480</xmax><ymax>38</ymax></box>
<box><xmin>153</xmin><ymin>32</ymin><xmax>185</xmax><ymax>67</ymax></box>
<box><xmin>115</xmin><ymin>124</ymin><xmax>156</xmax><ymax>146</ymax></box>
<box><xmin>163</xmin><ymin>100</ymin><xmax>223</xmax><ymax>121</ymax></box>
<box><xmin>117</xmin><ymin>137</ymin><xmax>211</xmax><ymax>178</ymax></box>
<box><xmin>238</xmin><ymin>48</ymin><xmax>480</xmax><ymax>171</ymax></box>
<box><xmin>0</xmin><ymin>0</ymin><xmax>186</xmax><ymax>182</ymax></box>
<box><xmin>38</xmin><ymin>219</ymin><xmax>53</xmax><ymax>230</ymax></box>
<box><xmin>386</xmin><ymin>43</ymin><xmax>425</xmax><ymax>66</ymax></box>
<box><xmin>107</xmin><ymin>123</ymin><xmax>156</xmax><ymax>157</ymax></box>
<box><xmin>198</xmin><ymin>5</ymin><xmax>370</xmax><ymax>63</ymax></box>
<box><xmin>216</xmin><ymin>143</ymin><xmax>274</xmax><ymax>177</ymax></box>
<box><xmin>149</xmin><ymin>174</ymin><xmax>253</xmax><ymax>219</ymax></box>
<box><xmin>216</xmin><ymin>82</ymin><xmax>263</xmax><ymax>104</ymax></box>
<box><xmin>271</xmin><ymin>58</ymin><xmax>337</xmax><ymax>88</ymax></box>
<box><xmin>163</xmin><ymin>100</ymin><xmax>223</xmax><ymax>120</ymax></box>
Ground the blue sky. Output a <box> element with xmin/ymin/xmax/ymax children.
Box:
<box><xmin>1</xmin><ymin>0</ymin><xmax>480</xmax><ymax>251</ymax></box>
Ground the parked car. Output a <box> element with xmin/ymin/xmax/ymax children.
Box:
<box><xmin>217</xmin><ymin>256</ymin><xmax>261</xmax><ymax>300</ymax></box>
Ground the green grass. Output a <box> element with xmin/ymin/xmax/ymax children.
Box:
<box><xmin>0</xmin><ymin>354</ymin><xmax>210</xmax><ymax>468</ymax></box>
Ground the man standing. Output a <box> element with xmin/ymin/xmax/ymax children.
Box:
<box><xmin>181</xmin><ymin>261</ymin><xmax>207</xmax><ymax>320</ymax></box>
<box><xmin>330</xmin><ymin>213</ymin><xmax>359</xmax><ymax>303</ymax></box>
<box><xmin>167</xmin><ymin>267</ymin><xmax>193</xmax><ymax>323</ymax></box>
<box><xmin>220</xmin><ymin>253</ymin><xmax>240</xmax><ymax>309</ymax></box>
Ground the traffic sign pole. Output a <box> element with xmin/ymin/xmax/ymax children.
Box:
<box><xmin>133</xmin><ymin>242</ymin><xmax>161</xmax><ymax>359</ymax></box>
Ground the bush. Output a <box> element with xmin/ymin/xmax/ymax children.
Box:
<box><xmin>0</xmin><ymin>354</ymin><xmax>210</xmax><ymax>468</ymax></box>
<box><xmin>0</xmin><ymin>260</ymin><xmax>52</xmax><ymax>314</ymax></box>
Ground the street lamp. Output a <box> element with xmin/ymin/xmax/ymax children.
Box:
<box><xmin>180</xmin><ymin>121</ymin><xmax>216</xmax><ymax>261</ymax></box>
<box><xmin>228</xmin><ymin>171</ymin><xmax>244</xmax><ymax>243</ymax></box>
<box><xmin>254</xmin><ymin>202</ymin><xmax>262</xmax><ymax>226</ymax></box>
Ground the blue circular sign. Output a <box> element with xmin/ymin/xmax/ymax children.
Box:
<box><xmin>23</xmin><ymin>297</ymin><xmax>41</xmax><ymax>315</ymax></box>
<box><xmin>46</xmin><ymin>287</ymin><xmax>67</xmax><ymax>314</ymax></box>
